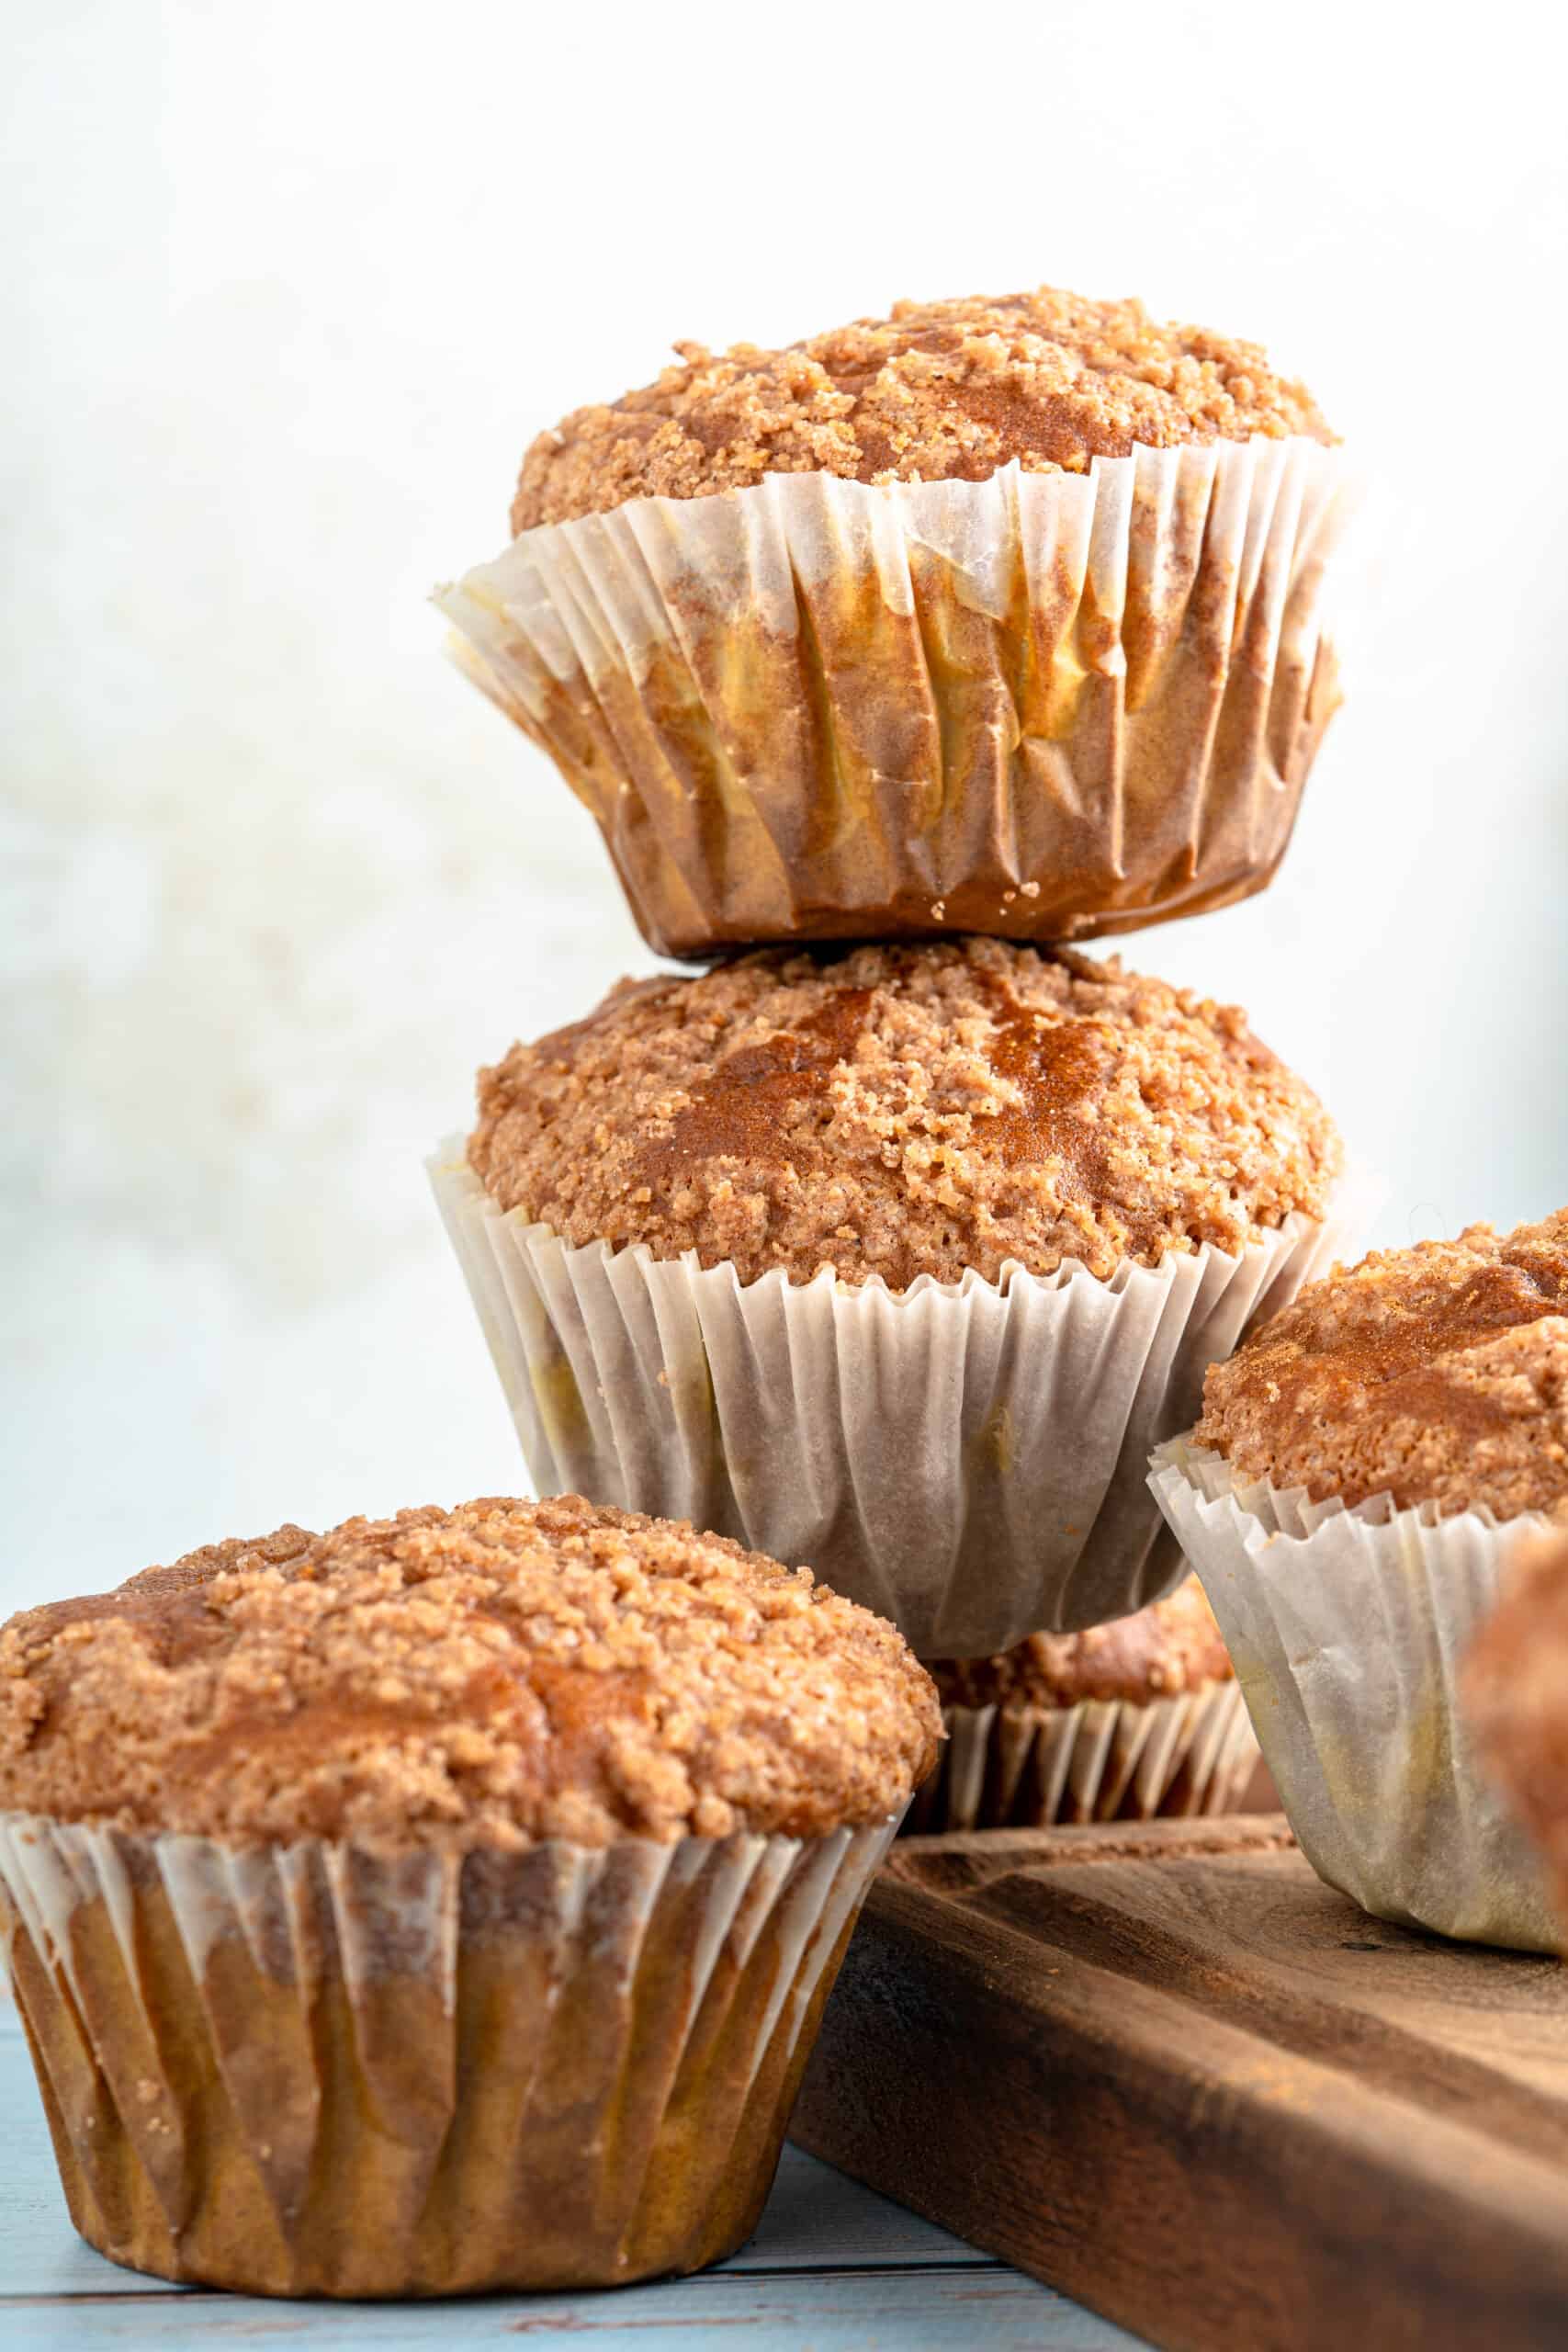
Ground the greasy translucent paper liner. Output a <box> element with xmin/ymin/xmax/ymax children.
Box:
<box><xmin>902</xmin><ymin>1678</ymin><xmax>1256</xmax><ymax>1835</ymax></box>
<box><xmin>1148</xmin><ymin>1440</ymin><xmax>1557</xmax><ymax>1951</ymax></box>
<box><xmin>0</xmin><ymin>1811</ymin><xmax>893</xmax><ymax>2298</ymax></box>
<box><xmin>439</xmin><ymin>439</ymin><xmax>1353</xmax><ymax>957</ymax></box>
<box><xmin>433</xmin><ymin>1146</ymin><xmax>1358</xmax><ymax>1656</ymax></box>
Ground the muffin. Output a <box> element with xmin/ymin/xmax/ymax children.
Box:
<box><xmin>0</xmin><ymin>1496</ymin><xmax>938</xmax><ymax>2298</ymax></box>
<box><xmin>430</xmin><ymin>935</ymin><xmax>1349</xmax><ymax>1655</ymax></box>
<box><xmin>438</xmin><ymin>283</ymin><xmax>1351</xmax><ymax>958</ymax></box>
<box><xmin>1467</xmin><ymin>1529</ymin><xmax>1568</xmax><ymax>1944</ymax></box>
<box><xmin>1149</xmin><ymin>1208</ymin><xmax>1568</xmax><ymax>1948</ymax></box>
<box><xmin>903</xmin><ymin>1576</ymin><xmax>1258</xmax><ymax>1834</ymax></box>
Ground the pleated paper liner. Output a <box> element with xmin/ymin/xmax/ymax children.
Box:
<box><xmin>431</xmin><ymin>1146</ymin><xmax>1363</xmax><ymax>1657</ymax></box>
<box><xmin>0</xmin><ymin>1811</ymin><xmax>894</xmax><ymax>2297</ymax></box>
<box><xmin>901</xmin><ymin>1678</ymin><xmax>1257</xmax><ymax>1836</ymax></box>
<box><xmin>438</xmin><ymin>438</ymin><xmax>1352</xmax><ymax>958</ymax></box>
<box><xmin>1148</xmin><ymin>1438</ymin><xmax>1558</xmax><ymax>1951</ymax></box>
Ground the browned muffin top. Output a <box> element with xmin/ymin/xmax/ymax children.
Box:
<box><xmin>511</xmin><ymin>285</ymin><xmax>1333</xmax><ymax>531</ymax></box>
<box><xmin>1196</xmin><ymin>1211</ymin><xmax>1568</xmax><ymax>1521</ymax></box>
<box><xmin>469</xmin><ymin>939</ymin><xmax>1342</xmax><ymax>1292</ymax></box>
<box><xmin>1466</xmin><ymin>1530</ymin><xmax>1568</xmax><ymax>1863</ymax></box>
<box><xmin>929</xmin><ymin>1577</ymin><xmax>1232</xmax><ymax>1712</ymax></box>
<box><xmin>0</xmin><ymin>1497</ymin><xmax>940</xmax><ymax>1849</ymax></box>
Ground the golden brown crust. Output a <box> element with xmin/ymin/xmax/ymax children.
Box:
<box><xmin>927</xmin><ymin>1577</ymin><xmax>1232</xmax><ymax>1710</ymax></box>
<box><xmin>468</xmin><ymin>939</ymin><xmax>1342</xmax><ymax>1292</ymax></box>
<box><xmin>0</xmin><ymin>1497</ymin><xmax>940</xmax><ymax>1849</ymax></box>
<box><xmin>1467</xmin><ymin>1531</ymin><xmax>1568</xmax><ymax>1884</ymax></box>
<box><xmin>1196</xmin><ymin>1211</ymin><xmax>1568</xmax><ymax>1521</ymax></box>
<box><xmin>512</xmin><ymin>286</ymin><xmax>1334</xmax><ymax>530</ymax></box>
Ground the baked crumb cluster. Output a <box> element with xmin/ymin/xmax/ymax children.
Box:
<box><xmin>1196</xmin><ymin>1210</ymin><xmax>1568</xmax><ymax>1521</ymax></box>
<box><xmin>469</xmin><ymin>939</ymin><xmax>1342</xmax><ymax>1293</ymax></box>
<box><xmin>928</xmin><ymin>1577</ymin><xmax>1231</xmax><ymax>1712</ymax></box>
<box><xmin>512</xmin><ymin>286</ymin><xmax>1333</xmax><ymax>530</ymax></box>
<box><xmin>0</xmin><ymin>1497</ymin><xmax>940</xmax><ymax>1849</ymax></box>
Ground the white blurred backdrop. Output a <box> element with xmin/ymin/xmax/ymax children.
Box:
<box><xmin>4</xmin><ymin>2</ymin><xmax>1566</xmax><ymax>1611</ymax></box>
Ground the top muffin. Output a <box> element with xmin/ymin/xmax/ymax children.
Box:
<box><xmin>1196</xmin><ymin>1209</ymin><xmax>1568</xmax><ymax>1521</ymax></box>
<box><xmin>513</xmin><ymin>284</ymin><xmax>1335</xmax><ymax>530</ymax></box>
<box><xmin>0</xmin><ymin>1495</ymin><xmax>940</xmax><ymax>1850</ymax></box>
<box><xmin>470</xmin><ymin>938</ymin><xmax>1342</xmax><ymax>1291</ymax></box>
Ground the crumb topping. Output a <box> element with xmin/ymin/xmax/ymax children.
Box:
<box><xmin>468</xmin><ymin>939</ymin><xmax>1342</xmax><ymax>1292</ymax></box>
<box><xmin>0</xmin><ymin>1498</ymin><xmax>940</xmax><ymax>1849</ymax></box>
<box><xmin>512</xmin><ymin>285</ymin><xmax>1334</xmax><ymax>530</ymax></box>
<box><xmin>1196</xmin><ymin>1211</ymin><xmax>1568</xmax><ymax>1521</ymax></box>
<box><xmin>927</xmin><ymin>1577</ymin><xmax>1232</xmax><ymax>1711</ymax></box>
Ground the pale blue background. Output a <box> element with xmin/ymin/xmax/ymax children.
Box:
<box><xmin>4</xmin><ymin>1</ymin><xmax>1566</xmax><ymax>1613</ymax></box>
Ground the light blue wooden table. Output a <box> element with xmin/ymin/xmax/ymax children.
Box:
<box><xmin>0</xmin><ymin>2007</ymin><xmax>1142</xmax><ymax>2349</ymax></box>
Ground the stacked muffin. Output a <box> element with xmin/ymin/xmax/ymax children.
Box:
<box><xmin>434</xmin><ymin>282</ymin><xmax>1358</xmax><ymax>1825</ymax></box>
<box><xmin>445</xmin><ymin>288</ymin><xmax>1351</xmax><ymax>954</ymax></box>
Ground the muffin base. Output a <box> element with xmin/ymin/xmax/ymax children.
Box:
<box><xmin>439</xmin><ymin>441</ymin><xmax>1351</xmax><ymax>957</ymax></box>
<box><xmin>0</xmin><ymin>1814</ymin><xmax>893</xmax><ymax>2297</ymax></box>
<box><xmin>432</xmin><ymin>1147</ymin><xmax>1358</xmax><ymax>1654</ymax></box>
<box><xmin>1149</xmin><ymin>1439</ymin><xmax>1557</xmax><ymax>1951</ymax></box>
<box><xmin>903</xmin><ymin>1679</ymin><xmax>1257</xmax><ymax>1836</ymax></box>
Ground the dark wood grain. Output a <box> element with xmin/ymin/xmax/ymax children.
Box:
<box><xmin>791</xmin><ymin>1815</ymin><xmax>1568</xmax><ymax>2352</ymax></box>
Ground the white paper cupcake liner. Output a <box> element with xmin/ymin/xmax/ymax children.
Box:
<box><xmin>902</xmin><ymin>1678</ymin><xmax>1257</xmax><ymax>1835</ymax></box>
<box><xmin>432</xmin><ymin>1145</ymin><xmax>1360</xmax><ymax>1656</ymax></box>
<box><xmin>0</xmin><ymin>1810</ymin><xmax>894</xmax><ymax>2296</ymax></box>
<box><xmin>1148</xmin><ymin>1439</ymin><xmax>1558</xmax><ymax>1951</ymax></box>
<box><xmin>438</xmin><ymin>440</ymin><xmax>1353</xmax><ymax>957</ymax></box>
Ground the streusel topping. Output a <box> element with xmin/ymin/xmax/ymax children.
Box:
<box><xmin>929</xmin><ymin>1578</ymin><xmax>1232</xmax><ymax>1712</ymax></box>
<box><xmin>512</xmin><ymin>285</ymin><xmax>1333</xmax><ymax>530</ymax></box>
<box><xmin>469</xmin><ymin>940</ymin><xmax>1341</xmax><ymax>1292</ymax></box>
<box><xmin>1196</xmin><ymin>1211</ymin><xmax>1568</xmax><ymax>1521</ymax></box>
<box><xmin>0</xmin><ymin>1497</ymin><xmax>940</xmax><ymax>1849</ymax></box>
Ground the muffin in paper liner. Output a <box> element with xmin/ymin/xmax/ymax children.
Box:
<box><xmin>431</xmin><ymin>1146</ymin><xmax>1359</xmax><ymax>1656</ymax></box>
<box><xmin>0</xmin><ymin>1810</ymin><xmax>895</xmax><ymax>2298</ymax></box>
<box><xmin>438</xmin><ymin>440</ymin><xmax>1352</xmax><ymax>958</ymax></box>
<box><xmin>902</xmin><ymin>1678</ymin><xmax>1257</xmax><ymax>1835</ymax></box>
<box><xmin>1147</xmin><ymin>1437</ymin><xmax>1558</xmax><ymax>1951</ymax></box>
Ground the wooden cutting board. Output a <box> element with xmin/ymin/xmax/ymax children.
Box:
<box><xmin>790</xmin><ymin>1815</ymin><xmax>1568</xmax><ymax>2352</ymax></box>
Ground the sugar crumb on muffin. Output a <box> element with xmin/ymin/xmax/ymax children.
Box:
<box><xmin>0</xmin><ymin>1496</ymin><xmax>940</xmax><ymax>1849</ymax></box>
<box><xmin>468</xmin><ymin>938</ymin><xmax>1342</xmax><ymax>1292</ymax></box>
<box><xmin>1196</xmin><ymin>1210</ymin><xmax>1568</xmax><ymax>1520</ymax></box>
<box><xmin>512</xmin><ymin>285</ymin><xmax>1334</xmax><ymax>530</ymax></box>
